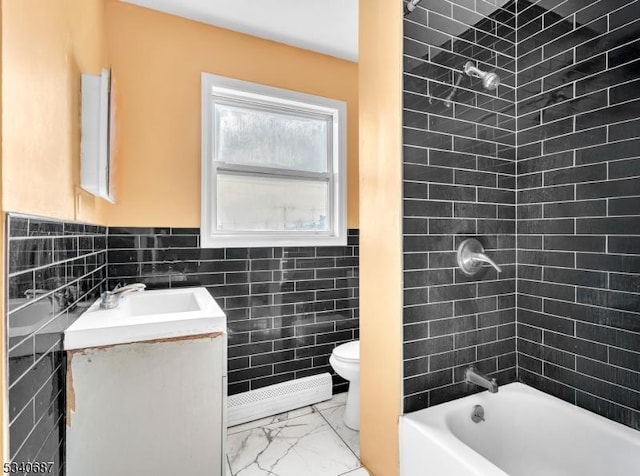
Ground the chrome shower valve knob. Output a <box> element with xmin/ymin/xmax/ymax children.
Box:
<box><xmin>457</xmin><ymin>238</ymin><xmax>502</xmax><ymax>276</ymax></box>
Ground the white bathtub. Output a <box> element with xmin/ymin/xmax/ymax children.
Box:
<box><xmin>400</xmin><ymin>382</ymin><xmax>640</xmax><ymax>476</ymax></box>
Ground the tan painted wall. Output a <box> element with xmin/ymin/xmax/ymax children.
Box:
<box><xmin>102</xmin><ymin>1</ymin><xmax>359</xmax><ymax>228</ymax></box>
<box><xmin>358</xmin><ymin>0</ymin><xmax>403</xmax><ymax>475</ymax></box>
<box><xmin>1</xmin><ymin>0</ymin><xmax>108</xmax><ymax>457</ymax></box>
<box><xmin>1</xmin><ymin>0</ymin><xmax>109</xmax><ymax>223</ymax></box>
<box><xmin>2</xmin><ymin>0</ymin><xmax>358</xmax><ymax>230</ymax></box>
<box><xmin>0</xmin><ymin>0</ymin><xmax>4</xmax><ymax>461</ymax></box>
<box><xmin>1</xmin><ymin>0</ymin><xmax>364</xmax><ymax>461</ymax></box>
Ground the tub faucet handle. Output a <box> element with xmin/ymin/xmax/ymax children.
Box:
<box><xmin>469</xmin><ymin>252</ymin><xmax>502</xmax><ymax>273</ymax></box>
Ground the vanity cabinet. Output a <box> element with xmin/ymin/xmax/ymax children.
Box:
<box><xmin>66</xmin><ymin>333</ymin><xmax>227</xmax><ymax>476</ymax></box>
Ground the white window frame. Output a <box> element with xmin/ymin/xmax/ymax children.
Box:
<box><xmin>201</xmin><ymin>73</ymin><xmax>347</xmax><ymax>248</ymax></box>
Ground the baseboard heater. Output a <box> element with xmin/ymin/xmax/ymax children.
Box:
<box><xmin>227</xmin><ymin>372</ymin><xmax>333</xmax><ymax>427</ymax></box>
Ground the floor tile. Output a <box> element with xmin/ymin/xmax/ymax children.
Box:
<box><xmin>227</xmin><ymin>410</ymin><xmax>360</xmax><ymax>476</ymax></box>
<box><xmin>314</xmin><ymin>392</ymin><xmax>348</xmax><ymax>411</ymax></box>
<box><xmin>228</xmin><ymin>406</ymin><xmax>315</xmax><ymax>435</ymax></box>
<box><xmin>316</xmin><ymin>403</ymin><xmax>360</xmax><ymax>457</ymax></box>
<box><xmin>339</xmin><ymin>468</ymin><xmax>370</xmax><ymax>476</ymax></box>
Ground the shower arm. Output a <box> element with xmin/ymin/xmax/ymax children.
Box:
<box><xmin>464</xmin><ymin>63</ymin><xmax>485</xmax><ymax>79</ymax></box>
<box><xmin>443</xmin><ymin>72</ymin><xmax>463</xmax><ymax>108</ymax></box>
<box><xmin>404</xmin><ymin>0</ymin><xmax>422</xmax><ymax>14</ymax></box>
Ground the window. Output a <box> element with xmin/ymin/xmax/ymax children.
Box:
<box><xmin>201</xmin><ymin>73</ymin><xmax>347</xmax><ymax>248</ymax></box>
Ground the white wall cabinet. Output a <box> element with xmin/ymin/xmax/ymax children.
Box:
<box><xmin>80</xmin><ymin>68</ymin><xmax>114</xmax><ymax>202</ymax></box>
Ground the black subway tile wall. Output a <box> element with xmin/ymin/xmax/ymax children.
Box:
<box><xmin>403</xmin><ymin>0</ymin><xmax>518</xmax><ymax>413</ymax></box>
<box><xmin>517</xmin><ymin>0</ymin><xmax>640</xmax><ymax>430</ymax></box>
<box><xmin>6</xmin><ymin>220</ymin><xmax>356</xmax><ymax>470</ymax></box>
<box><xmin>6</xmin><ymin>215</ymin><xmax>107</xmax><ymax>474</ymax></box>
<box><xmin>106</xmin><ymin>228</ymin><xmax>359</xmax><ymax>395</ymax></box>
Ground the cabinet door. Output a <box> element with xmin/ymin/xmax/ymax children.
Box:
<box><xmin>67</xmin><ymin>335</ymin><xmax>224</xmax><ymax>476</ymax></box>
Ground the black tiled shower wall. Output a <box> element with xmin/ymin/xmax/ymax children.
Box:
<box><xmin>516</xmin><ymin>0</ymin><xmax>640</xmax><ymax>430</ymax></box>
<box><xmin>402</xmin><ymin>0</ymin><xmax>518</xmax><ymax>413</ymax></box>
<box><xmin>6</xmin><ymin>215</ymin><xmax>107</xmax><ymax>474</ymax></box>
<box><xmin>106</xmin><ymin>228</ymin><xmax>359</xmax><ymax>395</ymax></box>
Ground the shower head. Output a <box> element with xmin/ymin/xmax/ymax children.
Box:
<box><xmin>404</xmin><ymin>0</ymin><xmax>422</xmax><ymax>15</ymax></box>
<box><xmin>464</xmin><ymin>62</ymin><xmax>501</xmax><ymax>91</ymax></box>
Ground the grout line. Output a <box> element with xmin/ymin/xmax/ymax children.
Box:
<box><xmin>404</xmin><ymin>363</ymin><xmax>518</xmax><ymax>398</ymax></box>
<box><xmin>403</xmin><ymin>72</ymin><xmax>515</xmax><ymax>113</ymax></box>
<box><xmin>9</xmin><ymin>384</ymin><xmax>65</xmax><ymax>458</ymax></box>
<box><xmin>517</xmin><ymin>0</ymin><xmax>570</xmax><ymax>33</ymax></box>
<box><xmin>7</xmin><ymin>262</ymin><xmax>107</xmax><ymax>318</ymax></box>
<box><xmin>517</xmin><ymin>22</ymin><xmax>640</xmax><ymax>89</ymax></box>
<box><xmin>404</xmin><ymin>49</ymin><xmax>516</xmax><ymax>82</ymax></box>
<box><xmin>8</xmin><ymin>249</ymin><xmax>106</xmax><ymax>279</ymax></box>
<box><xmin>404</xmin><ymin>23</ymin><xmax>516</xmax><ymax>60</ymax></box>
<box><xmin>314</xmin><ymin>402</ymin><xmax>361</xmax><ymax>461</ymax></box>
<box><xmin>518</xmin><ymin>13</ymin><xmax>609</xmax><ymax>66</ymax></box>
<box><xmin>411</xmin><ymin>0</ymin><xmax>517</xmax><ymax>32</ymax></box>
<box><xmin>412</xmin><ymin>9</ymin><xmax>516</xmax><ymax>48</ymax></box>
<box><xmin>517</xmin><ymin>289</ymin><xmax>640</xmax><ymax>318</ymax></box>
<box><xmin>403</xmin><ymin>104</ymin><xmax>517</xmax><ymax>135</ymax></box>
<box><xmin>8</xmin><ymin>233</ymin><xmax>102</xmax><ymax>241</ymax></box>
<box><xmin>517</xmin><ymin>93</ymin><xmax>640</xmax><ymax>138</ymax></box>
<box><xmin>518</xmin><ymin>346</ymin><xmax>640</xmax><ymax>396</ymax></box>
<box><xmin>226</xmin><ymin>454</ymin><xmax>232</xmax><ymax>476</ymax></box>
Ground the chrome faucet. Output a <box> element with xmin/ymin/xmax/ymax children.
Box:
<box><xmin>465</xmin><ymin>366</ymin><xmax>499</xmax><ymax>393</ymax></box>
<box><xmin>100</xmin><ymin>283</ymin><xmax>146</xmax><ymax>309</ymax></box>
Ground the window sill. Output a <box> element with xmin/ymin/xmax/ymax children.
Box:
<box><xmin>200</xmin><ymin>233</ymin><xmax>347</xmax><ymax>249</ymax></box>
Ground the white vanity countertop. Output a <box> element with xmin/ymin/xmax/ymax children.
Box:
<box><xmin>64</xmin><ymin>287</ymin><xmax>226</xmax><ymax>350</ymax></box>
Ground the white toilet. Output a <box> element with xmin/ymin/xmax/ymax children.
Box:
<box><xmin>329</xmin><ymin>340</ymin><xmax>360</xmax><ymax>430</ymax></box>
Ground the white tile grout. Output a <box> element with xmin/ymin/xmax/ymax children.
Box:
<box><xmin>517</xmin><ymin>21</ymin><xmax>640</xmax><ymax>89</ymax></box>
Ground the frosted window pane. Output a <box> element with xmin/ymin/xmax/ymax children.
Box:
<box><xmin>216</xmin><ymin>174</ymin><xmax>329</xmax><ymax>232</ymax></box>
<box><xmin>215</xmin><ymin>103</ymin><xmax>329</xmax><ymax>173</ymax></box>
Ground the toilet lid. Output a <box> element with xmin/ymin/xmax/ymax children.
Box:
<box><xmin>333</xmin><ymin>340</ymin><xmax>359</xmax><ymax>362</ymax></box>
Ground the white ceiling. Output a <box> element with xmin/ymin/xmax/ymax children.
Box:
<box><xmin>121</xmin><ymin>0</ymin><xmax>359</xmax><ymax>62</ymax></box>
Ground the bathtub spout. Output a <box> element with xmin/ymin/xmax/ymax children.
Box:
<box><xmin>465</xmin><ymin>367</ymin><xmax>498</xmax><ymax>393</ymax></box>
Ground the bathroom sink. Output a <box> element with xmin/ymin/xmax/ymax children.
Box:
<box><xmin>64</xmin><ymin>287</ymin><xmax>226</xmax><ymax>350</ymax></box>
<box><xmin>122</xmin><ymin>291</ymin><xmax>201</xmax><ymax>317</ymax></box>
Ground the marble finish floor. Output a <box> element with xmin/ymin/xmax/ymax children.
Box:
<box><xmin>227</xmin><ymin>393</ymin><xmax>368</xmax><ymax>476</ymax></box>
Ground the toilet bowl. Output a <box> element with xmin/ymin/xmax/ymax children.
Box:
<box><xmin>329</xmin><ymin>340</ymin><xmax>360</xmax><ymax>430</ymax></box>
